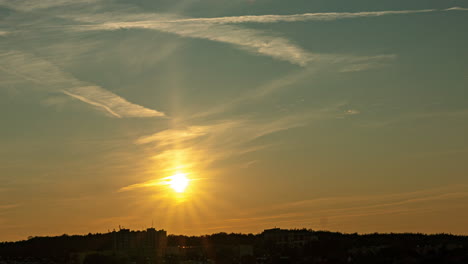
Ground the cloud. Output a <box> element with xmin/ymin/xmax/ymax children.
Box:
<box><xmin>1</xmin><ymin>3</ymin><xmax>396</xmax><ymax>68</ymax></box>
<box><xmin>123</xmin><ymin>108</ymin><xmax>340</xmax><ymax>191</ymax></box>
<box><xmin>66</xmin><ymin>6</ymin><xmax>466</xmax><ymax>66</ymax></box>
<box><xmin>151</xmin><ymin>186</ymin><xmax>468</xmax><ymax>234</ymax></box>
<box><xmin>340</xmin><ymin>62</ymin><xmax>389</xmax><ymax>73</ymax></box>
<box><xmin>5</xmin><ymin>5</ymin><xmax>463</xmax><ymax>68</ymax></box>
<box><xmin>345</xmin><ymin>109</ymin><xmax>361</xmax><ymax>115</ymax></box>
<box><xmin>159</xmin><ymin>9</ymin><xmax>438</xmax><ymax>24</ymax></box>
<box><xmin>191</xmin><ymin>65</ymin><xmax>380</xmax><ymax>119</ymax></box>
<box><xmin>0</xmin><ymin>51</ymin><xmax>71</xmax><ymax>87</ymax></box>
<box><xmin>0</xmin><ymin>0</ymin><xmax>99</xmax><ymax>11</ymax></box>
<box><xmin>68</xmin><ymin>10</ymin><xmax>395</xmax><ymax>67</ymax></box>
<box><xmin>220</xmin><ymin>185</ymin><xmax>468</xmax><ymax>231</ymax></box>
<box><xmin>75</xmin><ymin>20</ymin><xmax>317</xmax><ymax>66</ymax></box>
<box><xmin>40</xmin><ymin>94</ymin><xmax>72</xmax><ymax>109</ymax></box>
<box><xmin>192</xmin><ymin>68</ymin><xmax>318</xmax><ymax>118</ymax></box>
<box><xmin>445</xmin><ymin>7</ymin><xmax>468</xmax><ymax>11</ymax></box>
<box><xmin>69</xmin><ymin>7</ymin><xmax>467</xmax><ymax>26</ymax></box>
<box><xmin>136</xmin><ymin>126</ymin><xmax>208</xmax><ymax>145</ymax></box>
<box><xmin>64</xmin><ymin>87</ymin><xmax>164</xmax><ymax>118</ymax></box>
<box><xmin>362</xmin><ymin>108</ymin><xmax>468</xmax><ymax>128</ymax></box>
<box><xmin>239</xmin><ymin>160</ymin><xmax>259</xmax><ymax>168</ymax></box>
<box><xmin>0</xmin><ymin>31</ymin><xmax>9</xmax><ymax>36</ymax></box>
<box><xmin>137</xmin><ymin>116</ymin><xmax>311</xmax><ymax>149</ymax></box>
<box><xmin>0</xmin><ymin>204</ymin><xmax>19</xmax><ymax>210</ymax></box>
<box><xmin>0</xmin><ymin>51</ymin><xmax>164</xmax><ymax>118</ymax></box>
<box><xmin>267</xmin><ymin>185</ymin><xmax>468</xmax><ymax>214</ymax></box>
<box><xmin>119</xmin><ymin>179</ymin><xmax>164</xmax><ymax>192</ymax></box>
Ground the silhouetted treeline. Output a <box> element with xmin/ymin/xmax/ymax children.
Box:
<box><xmin>168</xmin><ymin>232</ymin><xmax>257</xmax><ymax>247</ymax></box>
<box><xmin>1</xmin><ymin>229</ymin><xmax>468</xmax><ymax>264</ymax></box>
<box><xmin>0</xmin><ymin>233</ymin><xmax>113</xmax><ymax>260</ymax></box>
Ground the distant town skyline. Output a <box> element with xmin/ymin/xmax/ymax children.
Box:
<box><xmin>1</xmin><ymin>0</ymin><xmax>468</xmax><ymax>242</ymax></box>
<box><xmin>4</xmin><ymin>227</ymin><xmax>468</xmax><ymax>264</ymax></box>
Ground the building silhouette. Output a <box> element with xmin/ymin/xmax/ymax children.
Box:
<box><xmin>113</xmin><ymin>228</ymin><xmax>167</xmax><ymax>264</ymax></box>
<box><xmin>262</xmin><ymin>228</ymin><xmax>318</xmax><ymax>248</ymax></box>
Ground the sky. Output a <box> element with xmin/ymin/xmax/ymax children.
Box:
<box><xmin>1</xmin><ymin>0</ymin><xmax>468</xmax><ymax>242</ymax></box>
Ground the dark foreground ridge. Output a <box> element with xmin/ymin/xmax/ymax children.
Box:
<box><xmin>1</xmin><ymin>228</ymin><xmax>468</xmax><ymax>264</ymax></box>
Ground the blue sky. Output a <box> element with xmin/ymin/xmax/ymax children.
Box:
<box><xmin>1</xmin><ymin>0</ymin><xmax>468</xmax><ymax>241</ymax></box>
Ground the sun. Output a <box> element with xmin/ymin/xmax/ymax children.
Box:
<box><xmin>168</xmin><ymin>173</ymin><xmax>190</xmax><ymax>193</ymax></box>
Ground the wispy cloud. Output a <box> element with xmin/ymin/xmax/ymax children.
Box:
<box><xmin>159</xmin><ymin>9</ymin><xmax>439</xmax><ymax>24</ymax></box>
<box><xmin>0</xmin><ymin>0</ymin><xmax>99</xmax><ymax>11</ymax></box>
<box><xmin>239</xmin><ymin>160</ymin><xmax>259</xmax><ymax>169</ymax></box>
<box><xmin>345</xmin><ymin>109</ymin><xmax>361</xmax><ymax>115</ymax></box>
<box><xmin>63</xmin><ymin>87</ymin><xmax>164</xmax><ymax>118</ymax></box>
<box><xmin>0</xmin><ymin>31</ymin><xmax>9</xmax><ymax>36</ymax></box>
<box><xmin>445</xmin><ymin>7</ymin><xmax>468</xmax><ymax>11</ymax></box>
<box><xmin>135</xmin><ymin>117</ymin><xmax>307</xmax><ymax>147</ymax></box>
<box><xmin>0</xmin><ymin>2</ymin><xmax>400</xmax><ymax>67</ymax></box>
<box><xmin>0</xmin><ymin>204</ymin><xmax>19</xmax><ymax>210</ymax></box>
<box><xmin>66</xmin><ymin>6</ymin><xmax>466</xmax><ymax>66</ymax></box>
<box><xmin>68</xmin><ymin>10</ymin><xmax>396</xmax><ymax>67</ymax></box>
<box><xmin>0</xmin><ymin>51</ymin><xmax>164</xmax><ymax>118</ymax></box>
<box><xmin>340</xmin><ymin>62</ymin><xmax>389</xmax><ymax>73</ymax></box>
<box><xmin>362</xmin><ymin>108</ymin><xmax>468</xmax><ymax>128</ymax></box>
<box><xmin>216</xmin><ymin>185</ymin><xmax>468</xmax><ymax>231</ymax></box>
<box><xmin>136</xmin><ymin>126</ymin><xmax>208</xmax><ymax>145</ymax></box>
<box><xmin>137</xmin><ymin>185</ymin><xmax>468</xmax><ymax>234</ymax></box>
<box><xmin>75</xmin><ymin>20</ymin><xmax>318</xmax><ymax>66</ymax></box>
<box><xmin>70</xmin><ymin>7</ymin><xmax>467</xmax><ymax>26</ymax></box>
<box><xmin>192</xmin><ymin>68</ymin><xmax>317</xmax><ymax>118</ymax></box>
<box><xmin>5</xmin><ymin>5</ymin><xmax>464</xmax><ymax>68</ymax></box>
<box><xmin>119</xmin><ymin>178</ymin><xmax>165</xmax><ymax>192</ymax></box>
<box><xmin>122</xmin><ymin>107</ymin><xmax>342</xmax><ymax>191</ymax></box>
<box><xmin>66</xmin><ymin>7</ymin><xmax>465</xmax><ymax>67</ymax></box>
<box><xmin>260</xmin><ymin>185</ymin><xmax>468</xmax><ymax>216</ymax></box>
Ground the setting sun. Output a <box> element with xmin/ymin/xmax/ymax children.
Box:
<box><xmin>168</xmin><ymin>173</ymin><xmax>190</xmax><ymax>193</ymax></box>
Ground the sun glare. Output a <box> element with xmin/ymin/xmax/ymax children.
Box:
<box><xmin>168</xmin><ymin>173</ymin><xmax>190</xmax><ymax>193</ymax></box>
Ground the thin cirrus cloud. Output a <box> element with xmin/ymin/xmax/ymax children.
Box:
<box><xmin>0</xmin><ymin>0</ymin><xmax>99</xmax><ymax>11</ymax></box>
<box><xmin>69</xmin><ymin>7</ymin><xmax>467</xmax><ymax>66</ymax></box>
<box><xmin>225</xmin><ymin>185</ymin><xmax>468</xmax><ymax>230</ymax></box>
<box><xmin>74</xmin><ymin>20</ymin><xmax>318</xmax><ymax>66</ymax></box>
<box><xmin>63</xmin><ymin>87</ymin><xmax>164</xmax><ymax>118</ymax></box>
<box><xmin>0</xmin><ymin>51</ymin><xmax>164</xmax><ymax>118</ymax></box>
<box><xmin>445</xmin><ymin>7</ymin><xmax>468</xmax><ymax>11</ymax></box>
<box><xmin>74</xmin><ymin>20</ymin><xmax>395</xmax><ymax>67</ymax></box>
<box><xmin>0</xmin><ymin>204</ymin><xmax>19</xmax><ymax>210</ymax></box>
<box><xmin>71</xmin><ymin>7</ymin><xmax>468</xmax><ymax>26</ymax></box>
<box><xmin>156</xmin><ymin>7</ymin><xmax>468</xmax><ymax>25</ymax></box>
<box><xmin>161</xmin><ymin>9</ymin><xmax>439</xmax><ymax>24</ymax></box>
<box><xmin>119</xmin><ymin>178</ymin><xmax>166</xmax><ymax>192</ymax></box>
<box><xmin>276</xmin><ymin>185</ymin><xmax>468</xmax><ymax>214</ymax></box>
<box><xmin>144</xmin><ymin>185</ymin><xmax>468</xmax><ymax>233</ymax></box>
<box><xmin>122</xmin><ymin>109</ymin><xmax>341</xmax><ymax>192</ymax></box>
<box><xmin>345</xmin><ymin>109</ymin><xmax>361</xmax><ymax>115</ymax></box>
<box><xmin>192</xmin><ymin>67</ymin><xmax>318</xmax><ymax>119</ymax></box>
<box><xmin>121</xmin><ymin>120</ymin><xmax>294</xmax><ymax>191</ymax></box>
<box><xmin>136</xmin><ymin>126</ymin><xmax>208</xmax><ymax>145</ymax></box>
<box><xmin>65</xmin><ymin>11</ymin><xmax>395</xmax><ymax>67</ymax></box>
